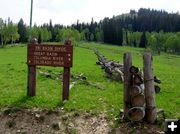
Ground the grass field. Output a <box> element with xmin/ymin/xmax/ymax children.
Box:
<box><xmin>0</xmin><ymin>42</ymin><xmax>179</xmax><ymax>120</ymax></box>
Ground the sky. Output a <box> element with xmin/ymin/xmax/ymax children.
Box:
<box><xmin>0</xmin><ymin>0</ymin><xmax>179</xmax><ymax>26</ymax></box>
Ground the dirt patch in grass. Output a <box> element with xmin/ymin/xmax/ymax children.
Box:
<box><xmin>112</xmin><ymin>121</ymin><xmax>164</xmax><ymax>134</ymax></box>
<box><xmin>0</xmin><ymin>107</ymin><xmax>164</xmax><ymax>134</ymax></box>
<box><xmin>0</xmin><ymin>107</ymin><xmax>110</xmax><ymax>134</ymax></box>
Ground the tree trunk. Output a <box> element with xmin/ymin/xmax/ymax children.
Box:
<box><xmin>0</xmin><ymin>35</ymin><xmax>3</xmax><ymax>47</ymax></box>
<box><xmin>123</xmin><ymin>52</ymin><xmax>132</xmax><ymax>119</ymax></box>
<box><xmin>143</xmin><ymin>52</ymin><xmax>157</xmax><ymax>123</ymax></box>
<box><xmin>11</xmin><ymin>36</ymin><xmax>13</xmax><ymax>44</ymax></box>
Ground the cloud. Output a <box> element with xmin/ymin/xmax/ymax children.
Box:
<box><xmin>0</xmin><ymin>0</ymin><xmax>179</xmax><ymax>25</ymax></box>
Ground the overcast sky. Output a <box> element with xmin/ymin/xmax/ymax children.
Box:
<box><xmin>0</xmin><ymin>0</ymin><xmax>179</xmax><ymax>26</ymax></box>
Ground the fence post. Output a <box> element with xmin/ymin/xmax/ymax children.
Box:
<box><xmin>143</xmin><ymin>52</ymin><xmax>157</xmax><ymax>123</ymax></box>
<box><xmin>123</xmin><ymin>52</ymin><xmax>132</xmax><ymax>119</ymax></box>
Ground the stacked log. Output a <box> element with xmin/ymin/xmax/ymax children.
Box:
<box><xmin>154</xmin><ymin>76</ymin><xmax>161</xmax><ymax>93</ymax></box>
<box><xmin>127</xmin><ymin>66</ymin><xmax>146</xmax><ymax>121</ymax></box>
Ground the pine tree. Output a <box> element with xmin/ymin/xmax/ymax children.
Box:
<box><xmin>139</xmin><ymin>31</ymin><xmax>147</xmax><ymax>48</ymax></box>
<box><xmin>38</xmin><ymin>32</ymin><xmax>42</xmax><ymax>44</ymax></box>
<box><xmin>18</xmin><ymin>19</ymin><xmax>27</xmax><ymax>43</ymax></box>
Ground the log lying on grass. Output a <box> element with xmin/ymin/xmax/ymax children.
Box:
<box><xmin>94</xmin><ymin>49</ymin><xmax>161</xmax><ymax>93</ymax></box>
<box><xmin>39</xmin><ymin>71</ymin><xmax>62</xmax><ymax>80</ymax></box>
<box><xmin>94</xmin><ymin>49</ymin><xmax>124</xmax><ymax>82</ymax></box>
<box><xmin>38</xmin><ymin>69</ymin><xmax>104</xmax><ymax>90</ymax></box>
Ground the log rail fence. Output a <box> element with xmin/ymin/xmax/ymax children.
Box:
<box><xmin>94</xmin><ymin>49</ymin><xmax>160</xmax><ymax>123</ymax></box>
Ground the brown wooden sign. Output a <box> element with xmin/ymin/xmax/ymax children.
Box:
<box><xmin>28</xmin><ymin>44</ymin><xmax>73</xmax><ymax>67</ymax></box>
<box><xmin>27</xmin><ymin>38</ymin><xmax>73</xmax><ymax>101</ymax></box>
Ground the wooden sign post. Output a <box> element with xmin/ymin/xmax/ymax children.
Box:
<box><xmin>27</xmin><ymin>38</ymin><xmax>37</xmax><ymax>96</ymax></box>
<box><xmin>27</xmin><ymin>38</ymin><xmax>73</xmax><ymax>101</ymax></box>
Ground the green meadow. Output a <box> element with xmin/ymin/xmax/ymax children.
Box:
<box><xmin>0</xmin><ymin>42</ymin><xmax>179</xmax><ymax>119</ymax></box>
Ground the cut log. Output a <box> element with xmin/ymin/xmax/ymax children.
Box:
<box><xmin>128</xmin><ymin>107</ymin><xmax>145</xmax><ymax>121</ymax></box>
<box><xmin>113</xmin><ymin>68</ymin><xmax>124</xmax><ymax>81</ymax></box>
<box><xmin>133</xmin><ymin>74</ymin><xmax>143</xmax><ymax>85</ymax></box>
<box><xmin>131</xmin><ymin>85</ymin><xmax>143</xmax><ymax>96</ymax></box>
<box><xmin>114</xmin><ymin>68</ymin><xmax>123</xmax><ymax>76</ymax></box>
<box><xmin>130</xmin><ymin>66</ymin><xmax>139</xmax><ymax>74</ymax></box>
<box><xmin>123</xmin><ymin>53</ymin><xmax>132</xmax><ymax>119</ymax></box>
<box><xmin>154</xmin><ymin>76</ymin><xmax>161</xmax><ymax>84</ymax></box>
<box><xmin>131</xmin><ymin>93</ymin><xmax>145</xmax><ymax>107</ymax></box>
<box><xmin>70</xmin><ymin>81</ymin><xmax>77</xmax><ymax>90</ymax></box>
<box><xmin>111</xmin><ymin>62</ymin><xmax>123</xmax><ymax>67</ymax></box>
<box><xmin>155</xmin><ymin>85</ymin><xmax>161</xmax><ymax>93</ymax></box>
<box><xmin>96</xmin><ymin>61</ymin><xmax>101</xmax><ymax>65</ymax></box>
<box><xmin>38</xmin><ymin>71</ymin><xmax>62</xmax><ymax>80</ymax></box>
<box><xmin>143</xmin><ymin>52</ymin><xmax>157</xmax><ymax>123</ymax></box>
<box><xmin>105</xmin><ymin>67</ymin><xmax>112</xmax><ymax>75</ymax></box>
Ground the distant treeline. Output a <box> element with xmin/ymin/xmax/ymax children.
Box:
<box><xmin>0</xmin><ymin>8</ymin><xmax>180</xmax><ymax>54</ymax></box>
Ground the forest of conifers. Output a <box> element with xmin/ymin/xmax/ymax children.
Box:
<box><xmin>0</xmin><ymin>8</ymin><xmax>180</xmax><ymax>54</ymax></box>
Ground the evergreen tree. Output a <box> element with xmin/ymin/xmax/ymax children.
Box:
<box><xmin>139</xmin><ymin>31</ymin><xmax>147</xmax><ymax>48</ymax></box>
<box><xmin>18</xmin><ymin>18</ymin><xmax>27</xmax><ymax>43</ymax></box>
<box><xmin>0</xmin><ymin>18</ymin><xmax>4</xmax><ymax>46</ymax></box>
<box><xmin>38</xmin><ymin>32</ymin><xmax>42</xmax><ymax>44</ymax></box>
